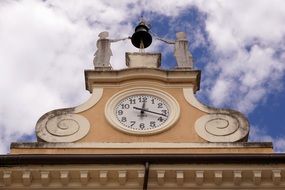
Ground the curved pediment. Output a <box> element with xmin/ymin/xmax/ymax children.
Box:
<box><xmin>35</xmin><ymin>68</ymin><xmax>248</xmax><ymax>145</ymax></box>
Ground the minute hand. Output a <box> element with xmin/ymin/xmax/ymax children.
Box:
<box><xmin>133</xmin><ymin>107</ymin><xmax>167</xmax><ymax>117</ymax></box>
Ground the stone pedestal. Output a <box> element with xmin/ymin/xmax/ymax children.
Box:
<box><xmin>126</xmin><ymin>52</ymin><xmax>161</xmax><ymax>68</ymax></box>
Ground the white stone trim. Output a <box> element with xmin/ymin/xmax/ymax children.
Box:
<box><xmin>74</xmin><ymin>88</ymin><xmax>103</xmax><ymax>113</ymax></box>
<box><xmin>183</xmin><ymin>87</ymin><xmax>211</xmax><ymax>113</ymax></box>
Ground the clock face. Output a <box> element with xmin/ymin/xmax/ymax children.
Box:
<box><xmin>105</xmin><ymin>88</ymin><xmax>180</xmax><ymax>135</ymax></box>
<box><xmin>115</xmin><ymin>95</ymin><xmax>169</xmax><ymax>131</ymax></box>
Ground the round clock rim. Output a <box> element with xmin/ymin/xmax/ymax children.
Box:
<box><xmin>104</xmin><ymin>87</ymin><xmax>180</xmax><ymax>135</ymax></box>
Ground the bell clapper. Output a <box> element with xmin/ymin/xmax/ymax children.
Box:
<box><xmin>139</xmin><ymin>40</ymin><xmax>145</xmax><ymax>53</ymax></box>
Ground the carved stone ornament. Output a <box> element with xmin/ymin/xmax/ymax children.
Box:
<box><xmin>93</xmin><ymin>31</ymin><xmax>129</xmax><ymax>69</ymax></box>
<box><xmin>183</xmin><ymin>88</ymin><xmax>249</xmax><ymax>142</ymax></box>
<box><xmin>36</xmin><ymin>110</ymin><xmax>90</xmax><ymax>142</ymax></box>
<box><xmin>155</xmin><ymin>31</ymin><xmax>193</xmax><ymax>68</ymax></box>
<box><xmin>194</xmin><ymin>113</ymin><xmax>248</xmax><ymax>142</ymax></box>
<box><xmin>35</xmin><ymin>88</ymin><xmax>103</xmax><ymax>142</ymax></box>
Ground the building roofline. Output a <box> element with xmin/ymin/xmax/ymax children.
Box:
<box><xmin>1</xmin><ymin>154</ymin><xmax>285</xmax><ymax>166</ymax></box>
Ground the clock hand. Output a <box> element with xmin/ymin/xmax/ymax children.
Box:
<box><xmin>133</xmin><ymin>107</ymin><xmax>167</xmax><ymax>117</ymax></box>
<box><xmin>140</xmin><ymin>101</ymin><xmax>145</xmax><ymax>114</ymax></box>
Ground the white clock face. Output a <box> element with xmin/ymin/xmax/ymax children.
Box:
<box><xmin>115</xmin><ymin>95</ymin><xmax>169</xmax><ymax>131</ymax></box>
<box><xmin>105</xmin><ymin>88</ymin><xmax>180</xmax><ymax>135</ymax></box>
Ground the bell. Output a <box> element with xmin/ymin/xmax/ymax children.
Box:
<box><xmin>131</xmin><ymin>21</ymin><xmax>152</xmax><ymax>49</ymax></box>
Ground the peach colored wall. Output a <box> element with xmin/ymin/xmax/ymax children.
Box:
<box><xmin>77</xmin><ymin>84</ymin><xmax>207</xmax><ymax>144</ymax></box>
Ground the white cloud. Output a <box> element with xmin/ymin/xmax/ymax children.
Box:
<box><xmin>0</xmin><ymin>0</ymin><xmax>135</xmax><ymax>153</ymax></box>
<box><xmin>249</xmin><ymin>126</ymin><xmax>285</xmax><ymax>152</ymax></box>
<box><xmin>205</xmin><ymin>44</ymin><xmax>284</xmax><ymax>113</ymax></box>
<box><xmin>139</xmin><ymin>0</ymin><xmax>194</xmax><ymax>17</ymax></box>
<box><xmin>0</xmin><ymin>0</ymin><xmax>170</xmax><ymax>153</ymax></box>
<box><xmin>197</xmin><ymin>0</ymin><xmax>285</xmax><ymax>113</ymax></box>
<box><xmin>274</xmin><ymin>139</ymin><xmax>285</xmax><ymax>152</ymax></box>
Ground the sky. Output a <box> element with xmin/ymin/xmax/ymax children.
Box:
<box><xmin>0</xmin><ymin>0</ymin><xmax>285</xmax><ymax>153</ymax></box>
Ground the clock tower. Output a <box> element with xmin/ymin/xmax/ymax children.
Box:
<box><xmin>1</xmin><ymin>22</ymin><xmax>284</xmax><ymax>189</ymax></box>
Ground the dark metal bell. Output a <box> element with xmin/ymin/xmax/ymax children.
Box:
<box><xmin>131</xmin><ymin>21</ymin><xmax>152</xmax><ymax>49</ymax></box>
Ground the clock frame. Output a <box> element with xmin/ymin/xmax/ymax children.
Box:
<box><xmin>105</xmin><ymin>87</ymin><xmax>180</xmax><ymax>135</ymax></box>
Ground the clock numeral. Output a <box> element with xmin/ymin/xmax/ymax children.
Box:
<box><xmin>114</xmin><ymin>94</ymin><xmax>171</xmax><ymax>133</ymax></box>
<box><xmin>129</xmin><ymin>98</ymin><xmax>136</xmax><ymax>104</ymax></box>
<box><xmin>117</xmin><ymin>110</ymin><xmax>123</xmax><ymax>115</ymax></box>
<box><xmin>150</xmin><ymin>121</ymin><xmax>156</xmax><ymax>128</ymax></box>
<box><xmin>121</xmin><ymin>117</ymin><xmax>127</xmax><ymax>122</ymax></box>
<box><xmin>121</xmin><ymin>104</ymin><xmax>130</xmax><ymax>109</ymax></box>
<box><xmin>161</xmin><ymin>110</ymin><xmax>168</xmax><ymax>115</ymax></box>
<box><xmin>139</xmin><ymin>123</ymin><xmax>145</xmax><ymax>129</ymax></box>
<box><xmin>130</xmin><ymin>121</ymin><xmax>136</xmax><ymax>127</ymax></box>
<box><xmin>138</xmin><ymin>97</ymin><xmax>147</xmax><ymax>103</ymax></box>
<box><xmin>157</xmin><ymin>117</ymin><xmax>164</xmax><ymax>122</ymax></box>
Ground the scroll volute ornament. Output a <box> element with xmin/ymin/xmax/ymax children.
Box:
<box><xmin>194</xmin><ymin>113</ymin><xmax>249</xmax><ymax>142</ymax></box>
<box><xmin>183</xmin><ymin>88</ymin><xmax>249</xmax><ymax>142</ymax></box>
<box><xmin>35</xmin><ymin>109</ymin><xmax>90</xmax><ymax>142</ymax></box>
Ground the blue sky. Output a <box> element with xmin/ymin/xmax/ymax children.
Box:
<box><xmin>0</xmin><ymin>0</ymin><xmax>285</xmax><ymax>153</ymax></box>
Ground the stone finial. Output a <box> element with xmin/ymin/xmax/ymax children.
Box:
<box><xmin>156</xmin><ymin>32</ymin><xmax>193</xmax><ymax>68</ymax></box>
<box><xmin>93</xmin><ymin>31</ymin><xmax>129</xmax><ymax>70</ymax></box>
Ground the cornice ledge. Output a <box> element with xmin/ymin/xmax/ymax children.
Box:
<box><xmin>85</xmin><ymin>68</ymin><xmax>201</xmax><ymax>92</ymax></box>
<box><xmin>11</xmin><ymin>142</ymin><xmax>272</xmax><ymax>149</ymax></box>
